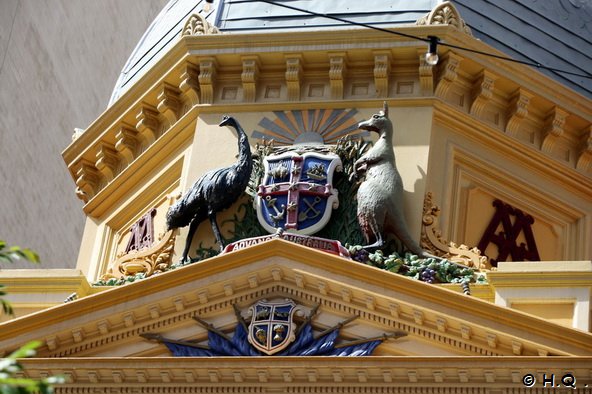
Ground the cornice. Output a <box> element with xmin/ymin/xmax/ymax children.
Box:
<box><xmin>433</xmin><ymin>100</ymin><xmax>592</xmax><ymax>199</ymax></box>
<box><xmin>0</xmin><ymin>269</ymin><xmax>91</xmax><ymax>295</ymax></box>
<box><xmin>439</xmin><ymin>33</ymin><xmax>591</xmax><ymax>122</ymax></box>
<box><xmin>19</xmin><ymin>356</ymin><xmax>592</xmax><ymax>390</ymax></box>
<box><xmin>0</xmin><ymin>241</ymin><xmax>591</xmax><ymax>358</ymax></box>
<box><xmin>62</xmin><ymin>24</ymin><xmax>590</xmax><ymax>210</ymax></box>
<box><xmin>487</xmin><ymin>271</ymin><xmax>592</xmax><ymax>288</ymax></box>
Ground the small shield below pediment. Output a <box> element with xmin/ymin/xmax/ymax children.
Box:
<box><xmin>248</xmin><ymin>299</ymin><xmax>298</xmax><ymax>355</ymax></box>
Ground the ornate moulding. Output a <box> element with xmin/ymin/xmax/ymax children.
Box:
<box><xmin>416</xmin><ymin>1</ymin><xmax>472</xmax><ymax>35</ymax></box>
<box><xmin>100</xmin><ymin>194</ymin><xmax>181</xmax><ymax>281</ymax></box>
<box><xmin>22</xmin><ymin>242</ymin><xmax>581</xmax><ymax>359</ymax></box>
<box><xmin>101</xmin><ymin>229</ymin><xmax>177</xmax><ymax>281</ymax></box>
<box><xmin>18</xmin><ymin>357</ymin><xmax>592</xmax><ymax>392</ymax></box>
<box><xmin>421</xmin><ymin>192</ymin><xmax>490</xmax><ymax>270</ymax></box>
<box><xmin>181</xmin><ymin>13</ymin><xmax>220</xmax><ymax>37</ymax></box>
<box><xmin>63</xmin><ymin>24</ymin><xmax>591</xmax><ymax>214</ymax></box>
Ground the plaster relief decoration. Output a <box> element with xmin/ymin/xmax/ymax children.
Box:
<box><xmin>416</xmin><ymin>1</ymin><xmax>472</xmax><ymax>35</ymax></box>
<box><xmin>421</xmin><ymin>192</ymin><xmax>490</xmax><ymax>270</ymax></box>
<box><xmin>255</xmin><ymin>150</ymin><xmax>342</xmax><ymax>235</ymax></box>
<box><xmin>477</xmin><ymin>199</ymin><xmax>541</xmax><ymax>267</ymax></box>
<box><xmin>98</xmin><ymin>107</ymin><xmax>485</xmax><ymax>289</ymax></box>
<box><xmin>166</xmin><ymin>116</ymin><xmax>252</xmax><ymax>262</ymax></box>
<box><xmin>141</xmin><ymin>298</ymin><xmax>407</xmax><ymax>357</ymax></box>
<box><xmin>181</xmin><ymin>12</ymin><xmax>219</xmax><ymax>36</ymax></box>
<box><xmin>252</xmin><ymin>109</ymin><xmax>367</xmax><ymax>145</ymax></box>
<box><xmin>100</xmin><ymin>210</ymin><xmax>177</xmax><ymax>282</ymax></box>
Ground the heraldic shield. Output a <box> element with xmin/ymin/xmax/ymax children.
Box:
<box><xmin>256</xmin><ymin>151</ymin><xmax>342</xmax><ymax>234</ymax></box>
<box><xmin>248</xmin><ymin>299</ymin><xmax>298</xmax><ymax>355</ymax></box>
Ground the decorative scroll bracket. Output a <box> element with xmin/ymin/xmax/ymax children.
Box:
<box><xmin>420</xmin><ymin>192</ymin><xmax>490</xmax><ymax>270</ymax></box>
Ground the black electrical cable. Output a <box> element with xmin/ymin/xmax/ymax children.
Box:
<box><xmin>248</xmin><ymin>0</ymin><xmax>592</xmax><ymax>80</ymax></box>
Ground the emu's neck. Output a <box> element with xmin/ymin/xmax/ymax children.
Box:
<box><xmin>235</xmin><ymin>127</ymin><xmax>252</xmax><ymax>172</ymax></box>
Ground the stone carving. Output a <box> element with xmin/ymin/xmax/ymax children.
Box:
<box><xmin>505</xmin><ymin>88</ymin><xmax>534</xmax><ymax>137</ymax></box>
<box><xmin>352</xmin><ymin>103</ymin><xmax>433</xmax><ymax>258</ymax></box>
<box><xmin>420</xmin><ymin>192</ymin><xmax>489</xmax><ymax>270</ymax></box>
<box><xmin>329</xmin><ymin>53</ymin><xmax>346</xmax><ymax>99</ymax></box>
<box><xmin>241</xmin><ymin>56</ymin><xmax>260</xmax><ymax>103</ymax></box>
<box><xmin>124</xmin><ymin>208</ymin><xmax>157</xmax><ymax>254</ymax></box>
<box><xmin>252</xmin><ymin>109</ymin><xmax>366</xmax><ymax>145</ymax></box>
<box><xmin>181</xmin><ymin>13</ymin><xmax>219</xmax><ymax>37</ymax></box>
<box><xmin>470</xmin><ymin>70</ymin><xmax>497</xmax><ymax>117</ymax></box>
<box><xmin>418</xmin><ymin>50</ymin><xmax>434</xmax><ymax>95</ymax></box>
<box><xmin>416</xmin><ymin>1</ymin><xmax>472</xmax><ymax>35</ymax></box>
<box><xmin>373</xmin><ymin>52</ymin><xmax>391</xmax><ymax>98</ymax></box>
<box><xmin>198</xmin><ymin>58</ymin><xmax>216</xmax><ymax>104</ymax></box>
<box><xmin>141</xmin><ymin>299</ymin><xmax>406</xmax><ymax>357</ymax></box>
<box><xmin>101</xmin><ymin>228</ymin><xmax>177</xmax><ymax>280</ymax></box>
<box><xmin>541</xmin><ymin>107</ymin><xmax>568</xmax><ymax>154</ymax></box>
<box><xmin>166</xmin><ymin>116</ymin><xmax>253</xmax><ymax>261</ymax></box>
<box><xmin>577</xmin><ymin>126</ymin><xmax>592</xmax><ymax>172</ymax></box>
<box><xmin>74</xmin><ymin>160</ymin><xmax>100</xmax><ymax>203</ymax></box>
<box><xmin>285</xmin><ymin>56</ymin><xmax>303</xmax><ymax>101</ymax></box>
<box><xmin>255</xmin><ymin>151</ymin><xmax>342</xmax><ymax>235</ymax></box>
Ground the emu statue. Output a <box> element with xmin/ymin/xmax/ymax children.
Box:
<box><xmin>166</xmin><ymin>115</ymin><xmax>252</xmax><ymax>262</ymax></box>
<box><xmin>353</xmin><ymin>103</ymin><xmax>432</xmax><ymax>258</ymax></box>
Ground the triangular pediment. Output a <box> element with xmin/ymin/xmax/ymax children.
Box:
<box><xmin>1</xmin><ymin>240</ymin><xmax>591</xmax><ymax>359</ymax></box>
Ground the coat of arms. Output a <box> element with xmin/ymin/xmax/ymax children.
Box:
<box><xmin>247</xmin><ymin>299</ymin><xmax>298</xmax><ymax>355</ymax></box>
<box><xmin>256</xmin><ymin>151</ymin><xmax>342</xmax><ymax>234</ymax></box>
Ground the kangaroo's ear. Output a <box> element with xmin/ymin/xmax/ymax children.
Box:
<box><xmin>383</xmin><ymin>101</ymin><xmax>389</xmax><ymax>118</ymax></box>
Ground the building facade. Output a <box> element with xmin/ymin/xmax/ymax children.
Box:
<box><xmin>1</xmin><ymin>1</ymin><xmax>591</xmax><ymax>392</ymax></box>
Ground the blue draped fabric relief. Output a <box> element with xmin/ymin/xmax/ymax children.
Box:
<box><xmin>162</xmin><ymin>322</ymin><xmax>383</xmax><ymax>357</ymax></box>
<box><xmin>163</xmin><ymin>342</ymin><xmax>215</xmax><ymax>357</ymax></box>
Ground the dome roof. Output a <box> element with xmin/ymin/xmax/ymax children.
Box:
<box><xmin>109</xmin><ymin>0</ymin><xmax>591</xmax><ymax>104</ymax></box>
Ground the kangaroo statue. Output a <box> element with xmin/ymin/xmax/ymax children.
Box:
<box><xmin>353</xmin><ymin>102</ymin><xmax>431</xmax><ymax>258</ymax></box>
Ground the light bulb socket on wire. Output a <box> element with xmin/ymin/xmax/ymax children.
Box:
<box><xmin>425</xmin><ymin>36</ymin><xmax>439</xmax><ymax>66</ymax></box>
<box><xmin>203</xmin><ymin>0</ymin><xmax>214</xmax><ymax>12</ymax></box>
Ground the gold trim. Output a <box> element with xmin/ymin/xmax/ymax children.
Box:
<box><xmin>101</xmin><ymin>229</ymin><xmax>177</xmax><ymax>280</ymax></box>
<box><xmin>421</xmin><ymin>192</ymin><xmax>490</xmax><ymax>270</ymax></box>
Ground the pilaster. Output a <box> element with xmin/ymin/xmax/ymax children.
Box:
<box><xmin>157</xmin><ymin>83</ymin><xmax>182</xmax><ymax>127</ymax></box>
<box><xmin>505</xmin><ymin>88</ymin><xmax>534</xmax><ymax>137</ymax></box>
<box><xmin>285</xmin><ymin>55</ymin><xmax>303</xmax><ymax>101</ymax></box>
<box><xmin>328</xmin><ymin>53</ymin><xmax>346</xmax><ymax>100</ymax></box>
<box><xmin>135</xmin><ymin>104</ymin><xmax>160</xmax><ymax>146</ymax></box>
<box><xmin>114</xmin><ymin>124</ymin><xmax>140</xmax><ymax>166</ymax></box>
<box><xmin>541</xmin><ymin>107</ymin><xmax>568</xmax><ymax>153</ymax></box>
<box><xmin>434</xmin><ymin>52</ymin><xmax>462</xmax><ymax>99</ymax></box>
<box><xmin>373</xmin><ymin>51</ymin><xmax>391</xmax><ymax>98</ymax></box>
<box><xmin>74</xmin><ymin>160</ymin><xmax>101</xmax><ymax>203</ymax></box>
<box><xmin>576</xmin><ymin>126</ymin><xmax>592</xmax><ymax>172</ymax></box>
<box><xmin>179</xmin><ymin>62</ymin><xmax>200</xmax><ymax>107</ymax></box>
<box><xmin>95</xmin><ymin>142</ymin><xmax>119</xmax><ymax>183</ymax></box>
<box><xmin>241</xmin><ymin>56</ymin><xmax>260</xmax><ymax>103</ymax></box>
<box><xmin>469</xmin><ymin>70</ymin><xmax>496</xmax><ymax>118</ymax></box>
<box><xmin>198</xmin><ymin>58</ymin><xmax>217</xmax><ymax>104</ymax></box>
<box><xmin>418</xmin><ymin>50</ymin><xmax>434</xmax><ymax>95</ymax></box>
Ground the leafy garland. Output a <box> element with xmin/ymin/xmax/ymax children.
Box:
<box><xmin>347</xmin><ymin>246</ymin><xmax>485</xmax><ymax>285</ymax></box>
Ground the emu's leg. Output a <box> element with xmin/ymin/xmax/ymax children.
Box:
<box><xmin>208</xmin><ymin>211</ymin><xmax>225</xmax><ymax>252</ymax></box>
<box><xmin>182</xmin><ymin>219</ymin><xmax>200</xmax><ymax>262</ymax></box>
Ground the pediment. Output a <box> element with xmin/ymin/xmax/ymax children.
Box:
<box><xmin>1</xmin><ymin>240</ymin><xmax>590</xmax><ymax>359</ymax></box>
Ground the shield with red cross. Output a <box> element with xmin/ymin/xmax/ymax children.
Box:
<box><xmin>256</xmin><ymin>151</ymin><xmax>342</xmax><ymax>235</ymax></box>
